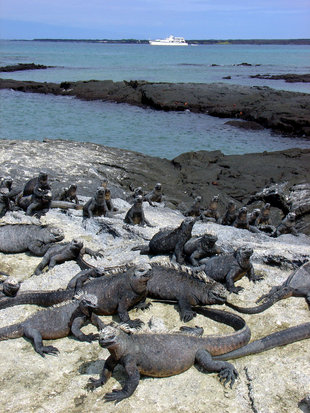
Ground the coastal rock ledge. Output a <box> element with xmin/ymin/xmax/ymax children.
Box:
<box><xmin>1</xmin><ymin>78</ymin><xmax>310</xmax><ymax>136</ymax></box>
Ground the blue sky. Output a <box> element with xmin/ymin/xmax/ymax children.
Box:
<box><xmin>0</xmin><ymin>0</ymin><xmax>309</xmax><ymax>39</ymax></box>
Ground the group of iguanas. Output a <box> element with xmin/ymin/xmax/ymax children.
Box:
<box><xmin>0</xmin><ymin>172</ymin><xmax>309</xmax><ymax>403</ymax></box>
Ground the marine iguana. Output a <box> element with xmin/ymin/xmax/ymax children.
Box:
<box><xmin>274</xmin><ymin>212</ymin><xmax>298</xmax><ymax>236</ymax></box>
<box><xmin>232</xmin><ymin>207</ymin><xmax>260</xmax><ymax>233</ymax></box>
<box><xmin>144</xmin><ymin>182</ymin><xmax>163</xmax><ymax>206</ymax></box>
<box><xmin>86</xmin><ymin>307</ymin><xmax>251</xmax><ymax>401</ymax></box>
<box><xmin>0</xmin><ymin>277</ymin><xmax>20</xmax><ymax>297</ymax></box>
<box><xmin>184</xmin><ymin>196</ymin><xmax>203</xmax><ymax>217</ymax></box>
<box><xmin>33</xmin><ymin>239</ymin><xmax>103</xmax><ymax>275</ymax></box>
<box><xmin>64</xmin><ymin>262</ymin><xmax>228</xmax><ymax>322</ymax></box>
<box><xmin>59</xmin><ymin>184</ymin><xmax>79</xmax><ymax>204</ymax></box>
<box><xmin>83</xmin><ymin>187</ymin><xmax>108</xmax><ymax>218</ymax></box>
<box><xmin>133</xmin><ymin>217</ymin><xmax>196</xmax><ymax>264</ymax></box>
<box><xmin>146</xmin><ymin>263</ymin><xmax>228</xmax><ymax>321</ymax></box>
<box><xmin>220</xmin><ymin>201</ymin><xmax>237</xmax><ymax>226</ymax></box>
<box><xmin>183</xmin><ymin>234</ymin><xmax>223</xmax><ymax>266</ymax></box>
<box><xmin>248</xmin><ymin>209</ymin><xmax>261</xmax><ymax>226</ymax></box>
<box><xmin>225</xmin><ymin>261</ymin><xmax>310</xmax><ymax>314</ymax></box>
<box><xmin>198</xmin><ymin>246</ymin><xmax>263</xmax><ymax>294</ymax></box>
<box><xmin>0</xmin><ymin>264</ymin><xmax>152</xmax><ymax>328</ymax></box>
<box><xmin>0</xmin><ymin>293</ymin><xmax>102</xmax><ymax>356</ymax></box>
<box><xmin>124</xmin><ymin>196</ymin><xmax>152</xmax><ymax>226</ymax></box>
<box><xmin>104</xmin><ymin>188</ymin><xmax>118</xmax><ymax>212</ymax></box>
<box><xmin>0</xmin><ymin>224</ymin><xmax>64</xmax><ymax>255</ymax></box>
<box><xmin>201</xmin><ymin>195</ymin><xmax>220</xmax><ymax>222</ymax></box>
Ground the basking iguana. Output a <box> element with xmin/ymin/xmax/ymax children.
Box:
<box><xmin>59</xmin><ymin>262</ymin><xmax>228</xmax><ymax>322</ymax></box>
<box><xmin>33</xmin><ymin>239</ymin><xmax>103</xmax><ymax>275</ymax></box>
<box><xmin>146</xmin><ymin>263</ymin><xmax>227</xmax><ymax>321</ymax></box>
<box><xmin>0</xmin><ymin>264</ymin><xmax>152</xmax><ymax>328</ymax></box>
<box><xmin>86</xmin><ymin>307</ymin><xmax>251</xmax><ymax>401</ymax></box>
<box><xmin>133</xmin><ymin>217</ymin><xmax>196</xmax><ymax>264</ymax></box>
<box><xmin>198</xmin><ymin>246</ymin><xmax>263</xmax><ymax>294</ymax></box>
<box><xmin>226</xmin><ymin>261</ymin><xmax>310</xmax><ymax>314</ymax></box>
<box><xmin>0</xmin><ymin>224</ymin><xmax>64</xmax><ymax>255</ymax></box>
<box><xmin>0</xmin><ymin>293</ymin><xmax>102</xmax><ymax>356</ymax></box>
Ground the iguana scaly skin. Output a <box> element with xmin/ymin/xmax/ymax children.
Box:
<box><xmin>0</xmin><ymin>224</ymin><xmax>64</xmax><ymax>255</ymax></box>
<box><xmin>0</xmin><ymin>294</ymin><xmax>101</xmax><ymax>356</ymax></box>
<box><xmin>0</xmin><ymin>264</ymin><xmax>152</xmax><ymax>328</ymax></box>
<box><xmin>86</xmin><ymin>308</ymin><xmax>251</xmax><ymax>401</ymax></box>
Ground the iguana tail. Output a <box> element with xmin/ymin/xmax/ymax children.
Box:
<box><xmin>225</xmin><ymin>299</ymin><xmax>276</xmax><ymax>314</ymax></box>
<box><xmin>0</xmin><ymin>323</ymin><xmax>23</xmax><ymax>340</ymax></box>
<box><xmin>0</xmin><ymin>289</ymin><xmax>73</xmax><ymax>310</ymax></box>
<box><xmin>214</xmin><ymin>322</ymin><xmax>310</xmax><ymax>360</ymax></box>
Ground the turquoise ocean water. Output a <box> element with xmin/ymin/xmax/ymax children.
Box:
<box><xmin>0</xmin><ymin>41</ymin><xmax>310</xmax><ymax>159</ymax></box>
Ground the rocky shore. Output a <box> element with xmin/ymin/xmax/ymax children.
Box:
<box><xmin>1</xmin><ymin>139</ymin><xmax>310</xmax><ymax>235</ymax></box>
<box><xmin>1</xmin><ymin>78</ymin><xmax>310</xmax><ymax>136</ymax></box>
<box><xmin>0</xmin><ymin>139</ymin><xmax>310</xmax><ymax>413</ymax></box>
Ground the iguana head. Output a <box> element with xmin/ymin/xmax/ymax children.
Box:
<box><xmin>98</xmin><ymin>324</ymin><xmax>128</xmax><ymax>349</ymax></box>
<box><xmin>95</xmin><ymin>187</ymin><xmax>106</xmax><ymax>202</ymax></box>
<box><xmin>46</xmin><ymin>227</ymin><xmax>64</xmax><ymax>243</ymax></box>
<box><xmin>200</xmin><ymin>276</ymin><xmax>228</xmax><ymax>305</ymax></box>
<box><xmin>201</xmin><ymin>233</ymin><xmax>218</xmax><ymax>248</ymax></box>
<box><xmin>75</xmin><ymin>293</ymin><xmax>98</xmax><ymax>316</ymax></box>
<box><xmin>69</xmin><ymin>239</ymin><xmax>83</xmax><ymax>252</ymax></box>
<box><xmin>130</xmin><ymin>263</ymin><xmax>152</xmax><ymax>292</ymax></box>
<box><xmin>2</xmin><ymin>277</ymin><xmax>20</xmax><ymax>297</ymax></box>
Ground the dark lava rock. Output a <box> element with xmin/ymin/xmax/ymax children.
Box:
<box><xmin>225</xmin><ymin>120</ymin><xmax>264</xmax><ymax>130</ymax></box>
<box><xmin>0</xmin><ymin>63</ymin><xmax>52</xmax><ymax>72</ymax></box>
<box><xmin>1</xmin><ymin>79</ymin><xmax>310</xmax><ymax>136</ymax></box>
<box><xmin>251</xmin><ymin>73</ymin><xmax>310</xmax><ymax>83</ymax></box>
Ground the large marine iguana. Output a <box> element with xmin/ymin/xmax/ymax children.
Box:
<box><xmin>60</xmin><ymin>262</ymin><xmax>228</xmax><ymax>322</ymax></box>
<box><xmin>86</xmin><ymin>307</ymin><xmax>251</xmax><ymax>401</ymax></box>
<box><xmin>198</xmin><ymin>246</ymin><xmax>263</xmax><ymax>294</ymax></box>
<box><xmin>133</xmin><ymin>217</ymin><xmax>196</xmax><ymax>264</ymax></box>
<box><xmin>146</xmin><ymin>263</ymin><xmax>228</xmax><ymax>321</ymax></box>
<box><xmin>0</xmin><ymin>224</ymin><xmax>64</xmax><ymax>255</ymax></box>
<box><xmin>0</xmin><ymin>293</ymin><xmax>102</xmax><ymax>356</ymax></box>
<box><xmin>226</xmin><ymin>261</ymin><xmax>310</xmax><ymax>314</ymax></box>
<box><xmin>0</xmin><ymin>264</ymin><xmax>152</xmax><ymax>328</ymax></box>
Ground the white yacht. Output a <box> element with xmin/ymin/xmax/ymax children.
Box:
<box><xmin>149</xmin><ymin>35</ymin><xmax>188</xmax><ymax>46</ymax></box>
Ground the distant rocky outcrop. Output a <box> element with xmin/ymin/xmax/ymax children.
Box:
<box><xmin>1</xmin><ymin>79</ymin><xmax>310</xmax><ymax>136</ymax></box>
<box><xmin>0</xmin><ymin>63</ymin><xmax>52</xmax><ymax>72</ymax></box>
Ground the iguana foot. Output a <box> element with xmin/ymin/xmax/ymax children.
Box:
<box><xmin>135</xmin><ymin>301</ymin><xmax>152</xmax><ymax>311</ymax></box>
<box><xmin>81</xmin><ymin>333</ymin><xmax>99</xmax><ymax>342</ymax></box>
<box><xmin>181</xmin><ymin>310</ymin><xmax>196</xmax><ymax>322</ymax></box>
<box><xmin>86</xmin><ymin>377</ymin><xmax>104</xmax><ymax>390</ymax></box>
<box><xmin>218</xmin><ymin>366</ymin><xmax>238</xmax><ymax>388</ymax></box>
<box><xmin>126</xmin><ymin>319</ymin><xmax>144</xmax><ymax>329</ymax></box>
<box><xmin>39</xmin><ymin>345</ymin><xmax>59</xmax><ymax>357</ymax></box>
<box><xmin>104</xmin><ymin>389</ymin><xmax>128</xmax><ymax>402</ymax></box>
<box><xmin>251</xmin><ymin>275</ymin><xmax>264</xmax><ymax>283</ymax></box>
<box><xmin>230</xmin><ymin>286</ymin><xmax>244</xmax><ymax>294</ymax></box>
